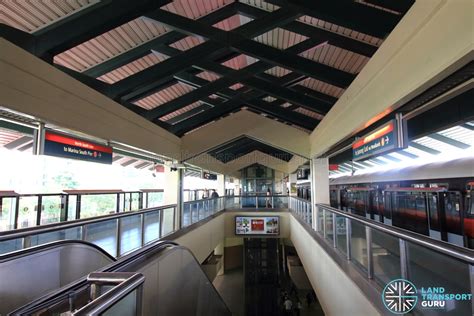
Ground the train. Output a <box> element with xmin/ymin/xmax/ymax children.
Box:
<box><xmin>328</xmin><ymin>157</ymin><xmax>474</xmax><ymax>249</ymax></box>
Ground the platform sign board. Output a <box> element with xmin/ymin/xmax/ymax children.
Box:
<box><xmin>352</xmin><ymin>118</ymin><xmax>406</xmax><ymax>162</ymax></box>
<box><xmin>202</xmin><ymin>171</ymin><xmax>217</xmax><ymax>180</ymax></box>
<box><xmin>43</xmin><ymin>131</ymin><xmax>113</xmax><ymax>164</ymax></box>
<box><xmin>235</xmin><ymin>216</ymin><xmax>279</xmax><ymax>236</ymax></box>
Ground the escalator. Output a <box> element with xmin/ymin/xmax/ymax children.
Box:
<box><xmin>8</xmin><ymin>240</ymin><xmax>231</xmax><ymax>315</ymax></box>
<box><xmin>0</xmin><ymin>240</ymin><xmax>116</xmax><ymax>315</ymax></box>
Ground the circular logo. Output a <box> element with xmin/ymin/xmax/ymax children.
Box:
<box><xmin>382</xmin><ymin>279</ymin><xmax>418</xmax><ymax>314</ymax></box>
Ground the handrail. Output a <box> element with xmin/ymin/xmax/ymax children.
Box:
<box><xmin>0</xmin><ymin>240</ymin><xmax>117</xmax><ymax>262</ymax></box>
<box><xmin>0</xmin><ymin>204</ymin><xmax>177</xmax><ymax>241</ymax></box>
<box><xmin>74</xmin><ymin>272</ymin><xmax>145</xmax><ymax>315</ymax></box>
<box><xmin>316</xmin><ymin>203</ymin><xmax>474</xmax><ymax>264</ymax></box>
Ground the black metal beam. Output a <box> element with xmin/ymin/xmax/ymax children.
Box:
<box><xmin>365</xmin><ymin>0</ymin><xmax>415</xmax><ymax>14</ymax></box>
<box><xmin>289</xmin><ymin>85</ymin><xmax>338</xmax><ymax>105</ymax></box>
<box><xmin>144</xmin><ymin>37</ymin><xmax>332</xmax><ymax>120</ymax></box>
<box><xmin>265</xmin><ymin>0</ymin><xmax>401</xmax><ymax>38</ymax></box>
<box><xmin>83</xmin><ymin>3</ymin><xmax>238</xmax><ymax>77</ymax></box>
<box><xmin>34</xmin><ymin>0</ymin><xmax>172</xmax><ymax>60</ymax></box>
<box><xmin>235</xmin><ymin>3</ymin><xmax>378</xmax><ymax>57</ymax></box>
<box><xmin>144</xmin><ymin>8</ymin><xmax>354</xmax><ymax>88</ymax></box>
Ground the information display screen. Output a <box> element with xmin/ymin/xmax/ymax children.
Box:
<box><xmin>235</xmin><ymin>216</ymin><xmax>279</xmax><ymax>235</ymax></box>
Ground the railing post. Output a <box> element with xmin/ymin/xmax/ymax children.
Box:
<box><xmin>159</xmin><ymin>209</ymin><xmax>164</xmax><ymax>237</ymax></box>
<box><xmin>272</xmin><ymin>196</ymin><xmax>274</xmax><ymax>209</ymax></box>
<box><xmin>36</xmin><ymin>195</ymin><xmax>43</xmax><ymax>226</ymax></box>
<box><xmin>76</xmin><ymin>195</ymin><xmax>81</xmax><ymax>220</ymax></box>
<box><xmin>323</xmin><ymin>209</ymin><xmax>327</xmax><ymax>238</ymax></box>
<box><xmin>22</xmin><ymin>236</ymin><xmax>31</xmax><ymax>249</ymax></box>
<box><xmin>116</xmin><ymin>218</ymin><xmax>121</xmax><ymax>257</ymax></box>
<box><xmin>399</xmin><ymin>239</ymin><xmax>408</xmax><ymax>279</ymax></box>
<box><xmin>314</xmin><ymin>204</ymin><xmax>319</xmax><ymax>232</ymax></box>
<box><xmin>346</xmin><ymin>218</ymin><xmax>352</xmax><ymax>260</ymax></box>
<box><xmin>332</xmin><ymin>213</ymin><xmax>337</xmax><ymax>248</ymax></box>
<box><xmin>366</xmin><ymin>226</ymin><xmax>374</xmax><ymax>279</ymax></box>
<box><xmin>140</xmin><ymin>214</ymin><xmax>145</xmax><ymax>247</ymax></box>
<box><xmin>255</xmin><ymin>196</ymin><xmax>258</xmax><ymax>208</ymax></box>
<box><xmin>14</xmin><ymin>196</ymin><xmax>20</xmax><ymax>229</ymax></box>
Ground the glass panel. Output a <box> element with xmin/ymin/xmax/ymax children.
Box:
<box><xmin>191</xmin><ymin>203</ymin><xmax>199</xmax><ymax>224</ymax></box>
<box><xmin>0</xmin><ymin>238</ymin><xmax>23</xmax><ymax>254</ymax></box>
<box><xmin>371</xmin><ymin>230</ymin><xmax>400</xmax><ymax>286</ymax></box>
<box><xmin>147</xmin><ymin>192</ymin><xmax>163</xmax><ymax>208</ymax></box>
<box><xmin>85</xmin><ymin>220</ymin><xmax>118</xmax><ymax>257</ymax></box>
<box><xmin>41</xmin><ymin>195</ymin><xmax>63</xmax><ymax>225</ymax></box>
<box><xmin>30</xmin><ymin>227</ymin><xmax>82</xmax><ymax>247</ymax></box>
<box><xmin>350</xmin><ymin>220</ymin><xmax>368</xmax><ymax>271</ymax></box>
<box><xmin>67</xmin><ymin>195</ymin><xmax>77</xmax><ymax>221</ymax></box>
<box><xmin>317</xmin><ymin>207</ymin><xmax>324</xmax><ymax>233</ymax></box>
<box><xmin>131</xmin><ymin>193</ymin><xmax>140</xmax><ymax>211</ymax></box>
<box><xmin>101</xmin><ymin>289</ymin><xmax>138</xmax><ymax>316</ymax></box>
<box><xmin>0</xmin><ymin>197</ymin><xmax>17</xmax><ymax>231</ymax></box>
<box><xmin>325</xmin><ymin>211</ymin><xmax>334</xmax><ymax>242</ymax></box>
<box><xmin>407</xmin><ymin>242</ymin><xmax>472</xmax><ymax>315</ymax></box>
<box><xmin>17</xmin><ymin>196</ymin><xmax>38</xmax><ymax>228</ymax></box>
<box><xmin>81</xmin><ymin>194</ymin><xmax>117</xmax><ymax>219</ymax></box>
<box><xmin>335</xmin><ymin>215</ymin><xmax>347</xmax><ymax>255</ymax></box>
<box><xmin>144</xmin><ymin>211</ymin><xmax>160</xmax><ymax>243</ymax></box>
<box><xmin>120</xmin><ymin>215</ymin><xmax>142</xmax><ymax>255</ymax></box>
<box><xmin>162</xmin><ymin>208</ymin><xmax>174</xmax><ymax>236</ymax></box>
<box><xmin>182</xmin><ymin>204</ymin><xmax>191</xmax><ymax>227</ymax></box>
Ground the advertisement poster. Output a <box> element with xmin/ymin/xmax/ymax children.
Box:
<box><xmin>235</xmin><ymin>216</ymin><xmax>279</xmax><ymax>235</ymax></box>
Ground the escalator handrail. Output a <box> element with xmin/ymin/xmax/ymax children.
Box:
<box><xmin>0</xmin><ymin>203</ymin><xmax>177</xmax><ymax>241</ymax></box>
<box><xmin>0</xmin><ymin>239</ymin><xmax>117</xmax><ymax>263</ymax></box>
<box><xmin>9</xmin><ymin>240</ymin><xmax>179</xmax><ymax>315</ymax></box>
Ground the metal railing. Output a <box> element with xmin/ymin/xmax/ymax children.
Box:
<box><xmin>290</xmin><ymin>202</ymin><xmax>474</xmax><ymax>315</ymax></box>
<box><xmin>289</xmin><ymin>196</ymin><xmax>312</xmax><ymax>225</ymax></box>
<box><xmin>182</xmin><ymin>197</ymin><xmax>226</xmax><ymax>227</ymax></box>
<box><xmin>224</xmin><ymin>195</ymin><xmax>289</xmax><ymax>209</ymax></box>
<box><xmin>74</xmin><ymin>272</ymin><xmax>145</xmax><ymax>315</ymax></box>
<box><xmin>0</xmin><ymin>189</ymin><xmax>164</xmax><ymax>231</ymax></box>
<box><xmin>0</xmin><ymin>204</ymin><xmax>176</xmax><ymax>257</ymax></box>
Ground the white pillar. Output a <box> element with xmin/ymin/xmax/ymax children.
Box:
<box><xmin>311</xmin><ymin>157</ymin><xmax>330</xmax><ymax>231</ymax></box>
<box><xmin>217</xmin><ymin>174</ymin><xmax>225</xmax><ymax>196</ymax></box>
<box><xmin>163</xmin><ymin>166</ymin><xmax>179</xmax><ymax>205</ymax></box>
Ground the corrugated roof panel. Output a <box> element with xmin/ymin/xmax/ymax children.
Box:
<box><xmin>254</xmin><ymin>28</ymin><xmax>308</xmax><ymax>50</ymax></box>
<box><xmin>238</xmin><ymin>0</ymin><xmax>279</xmax><ymax>12</ymax></box>
<box><xmin>134</xmin><ymin>82</ymin><xmax>195</xmax><ymax>110</ymax></box>
<box><xmin>229</xmin><ymin>83</ymin><xmax>244</xmax><ymax>90</ymax></box>
<box><xmin>0</xmin><ymin>128</ymin><xmax>24</xmax><ymax>147</ymax></box>
<box><xmin>300</xmin><ymin>44</ymin><xmax>369</xmax><ymax>74</ymax></box>
<box><xmin>265</xmin><ymin>66</ymin><xmax>292</xmax><ymax>77</ymax></box>
<box><xmin>298</xmin><ymin>15</ymin><xmax>383</xmax><ymax>46</ymax></box>
<box><xmin>196</xmin><ymin>70</ymin><xmax>221</xmax><ymax>82</ymax></box>
<box><xmin>437</xmin><ymin>126</ymin><xmax>474</xmax><ymax>147</ymax></box>
<box><xmin>159</xmin><ymin>101</ymin><xmax>203</xmax><ymax>121</ymax></box>
<box><xmin>222</xmin><ymin>54</ymin><xmax>258</xmax><ymax>70</ymax></box>
<box><xmin>213</xmin><ymin>14</ymin><xmax>253</xmax><ymax>31</ymax></box>
<box><xmin>169</xmin><ymin>36</ymin><xmax>206</xmax><ymax>51</ymax></box>
<box><xmin>161</xmin><ymin>0</ymin><xmax>234</xmax><ymax>20</ymax></box>
<box><xmin>0</xmin><ymin>0</ymin><xmax>98</xmax><ymax>33</ymax></box>
<box><xmin>263</xmin><ymin>96</ymin><xmax>277</xmax><ymax>102</ymax></box>
<box><xmin>296</xmin><ymin>77</ymin><xmax>345</xmax><ymax>98</ymax></box>
<box><xmin>54</xmin><ymin>17</ymin><xmax>170</xmax><ymax>72</ymax></box>
<box><xmin>98</xmin><ymin>52</ymin><xmax>169</xmax><ymax>84</ymax></box>
<box><xmin>294</xmin><ymin>108</ymin><xmax>325</xmax><ymax>120</ymax></box>
<box><xmin>281</xmin><ymin>102</ymin><xmax>292</xmax><ymax>108</ymax></box>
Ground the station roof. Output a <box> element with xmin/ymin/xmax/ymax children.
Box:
<box><xmin>0</xmin><ymin>0</ymin><xmax>414</xmax><ymax>144</ymax></box>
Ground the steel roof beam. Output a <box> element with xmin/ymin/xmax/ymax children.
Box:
<box><xmin>409</xmin><ymin>142</ymin><xmax>441</xmax><ymax>155</ymax></box>
<box><xmin>34</xmin><ymin>0</ymin><xmax>172</xmax><ymax>60</ymax></box>
<box><xmin>265</xmin><ymin>0</ymin><xmax>400</xmax><ymax>38</ymax></box>
<box><xmin>235</xmin><ymin>3</ymin><xmax>378</xmax><ymax>57</ymax></box>
<box><xmin>428</xmin><ymin>133</ymin><xmax>470</xmax><ymax>149</ymax></box>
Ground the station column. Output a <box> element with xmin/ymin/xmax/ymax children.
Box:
<box><xmin>310</xmin><ymin>157</ymin><xmax>330</xmax><ymax>231</ymax></box>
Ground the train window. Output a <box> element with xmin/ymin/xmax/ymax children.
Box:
<box><xmin>384</xmin><ymin>192</ymin><xmax>392</xmax><ymax>219</ymax></box>
<box><xmin>428</xmin><ymin>194</ymin><xmax>440</xmax><ymax>230</ymax></box>
<box><xmin>469</xmin><ymin>192</ymin><xmax>474</xmax><ymax>216</ymax></box>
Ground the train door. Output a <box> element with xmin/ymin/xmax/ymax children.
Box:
<box><xmin>426</xmin><ymin>193</ymin><xmax>443</xmax><ymax>241</ymax></box>
<box><xmin>443</xmin><ymin>191</ymin><xmax>464</xmax><ymax>246</ymax></box>
<box><xmin>464</xmin><ymin>187</ymin><xmax>473</xmax><ymax>249</ymax></box>
<box><xmin>372</xmin><ymin>190</ymin><xmax>384</xmax><ymax>222</ymax></box>
<box><xmin>383</xmin><ymin>191</ymin><xmax>392</xmax><ymax>225</ymax></box>
<box><xmin>391</xmin><ymin>191</ymin><xmax>429</xmax><ymax>236</ymax></box>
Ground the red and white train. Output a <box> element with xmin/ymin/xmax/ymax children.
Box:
<box><xmin>329</xmin><ymin>157</ymin><xmax>474</xmax><ymax>249</ymax></box>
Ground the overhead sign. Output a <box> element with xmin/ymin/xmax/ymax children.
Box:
<box><xmin>43</xmin><ymin>131</ymin><xmax>113</xmax><ymax>164</ymax></box>
<box><xmin>202</xmin><ymin>171</ymin><xmax>217</xmax><ymax>180</ymax></box>
<box><xmin>296</xmin><ymin>168</ymin><xmax>309</xmax><ymax>180</ymax></box>
<box><xmin>352</xmin><ymin>118</ymin><xmax>406</xmax><ymax>161</ymax></box>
